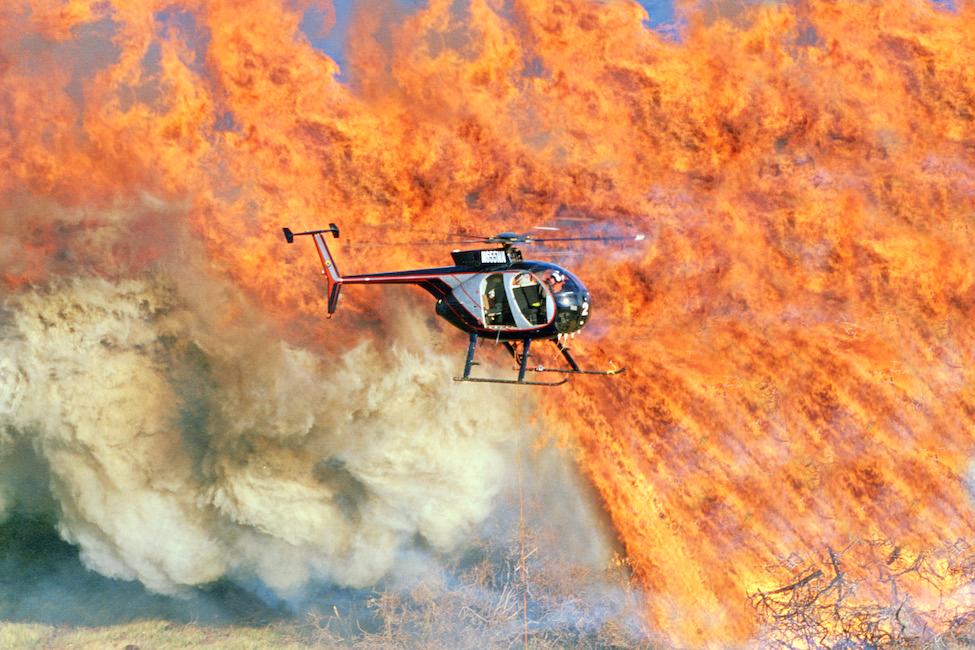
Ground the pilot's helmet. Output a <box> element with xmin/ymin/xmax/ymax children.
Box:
<box><xmin>547</xmin><ymin>270</ymin><xmax>566</xmax><ymax>292</ymax></box>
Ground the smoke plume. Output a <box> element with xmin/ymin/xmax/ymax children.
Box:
<box><xmin>0</xmin><ymin>262</ymin><xmax>539</xmax><ymax>596</ymax></box>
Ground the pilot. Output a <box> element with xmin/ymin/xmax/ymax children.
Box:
<box><xmin>512</xmin><ymin>273</ymin><xmax>533</xmax><ymax>287</ymax></box>
<box><xmin>546</xmin><ymin>270</ymin><xmax>566</xmax><ymax>294</ymax></box>
<box><xmin>485</xmin><ymin>287</ymin><xmax>499</xmax><ymax>324</ymax></box>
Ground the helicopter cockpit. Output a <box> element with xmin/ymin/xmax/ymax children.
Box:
<box><xmin>480</xmin><ymin>265</ymin><xmax>590</xmax><ymax>332</ymax></box>
<box><xmin>533</xmin><ymin>267</ymin><xmax>591</xmax><ymax>333</ymax></box>
<box><xmin>482</xmin><ymin>271</ymin><xmax>554</xmax><ymax>328</ymax></box>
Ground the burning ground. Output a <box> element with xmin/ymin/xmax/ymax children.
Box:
<box><xmin>1</xmin><ymin>0</ymin><xmax>975</xmax><ymax>647</ymax></box>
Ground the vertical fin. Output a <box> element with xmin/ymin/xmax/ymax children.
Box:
<box><xmin>282</xmin><ymin>225</ymin><xmax>344</xmax><ymax>316</ymax></box>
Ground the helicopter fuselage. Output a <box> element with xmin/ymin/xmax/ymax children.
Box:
<box><xmin>339</xmin><ymin>256</ymin><xmax>591</xmax><ymax>342</ymax></box>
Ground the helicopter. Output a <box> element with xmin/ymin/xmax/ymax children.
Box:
<box><xmin>282</xmin><ymin>223</ymin><xmax>643</xmax><ymax>386</ymax></box>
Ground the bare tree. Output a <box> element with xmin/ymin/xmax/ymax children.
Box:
<box><xmin>751</xmin><ymin>538</ymin><xmax>975</xmax><ymax>648</ymax></box>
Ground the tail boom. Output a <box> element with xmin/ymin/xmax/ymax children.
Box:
<box><xmin>282</xmin><ymin>223</ymin><xmax>458</xmax><ymax>318</ymax></box>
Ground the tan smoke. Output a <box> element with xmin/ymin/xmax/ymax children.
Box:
<box><xmin>0</xmin><ymin>271</ymin><xmax>536</xmax><ymax>597</ymax></box>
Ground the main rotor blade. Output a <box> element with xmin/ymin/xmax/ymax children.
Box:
<box><xmin>553</xmin><ymin>215</ymin><xmax>597</xmax><ymax>222</ymax></box>
<box><xmin>407</xmin><ymin>228</ymin><xmax>496</xmax><ymax>241</ymax></box>
<box><xmin>525</xmin><ymin>250</ymin><xmax>582</xmax><ymax>257</ymax></box>
<box><xmin>342</xmin><ymin>238</ymin><xmax>483</xmax><ymax>248</ymax></box>
<box><xmin>340</xmin><ymin>225</ymin><xmax>496</xmax><ymax>243</ymax></box>
<box><xmin>528</xmin><ymin>234</ymin><xmax>646</xmax><ymax>243</ymax></box>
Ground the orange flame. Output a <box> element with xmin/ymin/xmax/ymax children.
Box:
<box><xmin>2</xmin><ymin>0</ymin><xmax>974</xmax><ymax>644</ymax></box>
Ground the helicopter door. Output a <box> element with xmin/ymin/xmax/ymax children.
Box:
<box><xmin>509</xmin><ymin>272</ymin><xmax>550</xmax><ymax>326</ymax></box>
<box><xmin>481</xmin><ymin>273</ymin><xmax>516</xmax><ymax>327</ymax></box>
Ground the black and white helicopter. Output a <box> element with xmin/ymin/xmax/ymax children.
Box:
<box><xmin>282</xmin><ymin>223</ymin><xmax>642</xmax><ymax>386</ymax></box>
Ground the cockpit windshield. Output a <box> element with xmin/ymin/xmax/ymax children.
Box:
<box><xmin>479</xmin><ymin>266</ymin><xmax>588</xmax><ymax>331</ymax></box>
<box><xmin>536</xmin><ymin>268</ymin><xmax>583</xmax><ymax>297</ymax></box>
<box><xmin>533</xmin><ymin>266</ymin><xmax>590</xmax><ymax>333</ymax></box>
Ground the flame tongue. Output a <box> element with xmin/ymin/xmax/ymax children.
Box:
<box><xmin>2</xmin><ymin>0</ymin><xmax>975</xmax><ymax>645</ymax></box>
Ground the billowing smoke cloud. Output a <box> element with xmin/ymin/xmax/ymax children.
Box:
<box><xmin>0</xmin><ymin>265</ymin><xmax>536</xmax><ymax>599</ymax></box>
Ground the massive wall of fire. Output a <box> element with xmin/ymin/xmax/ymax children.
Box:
<box><xmin>2</xmin><ymin>0</ymin><xmax>974</xmax><ymax>645</ymax></box>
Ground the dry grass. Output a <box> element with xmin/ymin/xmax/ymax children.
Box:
<box><xmin>292</xmin><ymin>538</ymin><xmax>657</xmax><ymax>649</ymax></box>
<box><xmin>0</xmin><ymin>620</ymin><xmax>311</xmax><ymax>649</ymax></box>
<box><xmin>0</xmin><ymin>530</ymin><xmax>655</xmax><ymax>649</ymax></box>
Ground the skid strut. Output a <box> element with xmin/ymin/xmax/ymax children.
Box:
<box><xmin>518</xmin><ymin>339</ymin><xmax>531</xmax><ymax>383</ymax></box>
<box><xmin>462</xmin><ymin>331</ymin><xmax>478</xmax><ymax>379</ymax></box>
<box><xmin>454</xmin><ymin>335</ymin><xmax>567</xmax><ymax>386</ymax></box>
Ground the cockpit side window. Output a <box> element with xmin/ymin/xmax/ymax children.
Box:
<box><xmin>482</xmin><ymin>273</ymin><xmax>515</xmax><ymax>326</ymax></box>
<box><xmin>510</xmin><ymin>272</ymin><xmax>548</xmax><ymax>325</ymax></box>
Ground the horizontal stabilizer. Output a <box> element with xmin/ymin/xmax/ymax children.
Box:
<box><xmin>281</xmin><ymin>224</ymin><xmax>340</xmax><ymax>244</ymax></box>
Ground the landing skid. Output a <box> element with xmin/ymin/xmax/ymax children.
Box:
<box><xmin>506</xmin><ymin>339</ymin><xmax>625</xmax><ymax>376</ymax></box>
<box><xmin>530</xmin><ymin>366</ymin><xmax>626</xmax><ymax>376</ymax></box>
<box><xmin>454</xmin><ymin>376</ymin><xmax>569</xmax><ymax>386</ymax></box>
<box><xmin>453</xmin><ymin>334</ymin><xmax>568</xmax><ymax>386</ymax></box>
